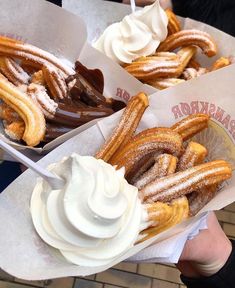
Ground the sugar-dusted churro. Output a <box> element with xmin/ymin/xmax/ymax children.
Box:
<box><xmin>139</xmin><ymin>197</ymin><xmax>189</xmax><ymax>242</ymax></box>
<box><xmin>146</xmin><ymin>78</ymin><xmax>185</xmax><ymax>90</ymax></box>
<box><xmin>0</xmin><ymin>36</ymin><xmax>74</xmax><ymax>75</ymax></box>
<box><xmin>188</xmin><ymin>184</ymin><xmax>218</xmax><ymax>216</ymax></box>
<box><xmin>165</xmin><ymin>9</ymin><xmax>181</xmax><ymax>36</ymax></box>
<box><xmin>210</xmin><ymin>57</ymin><xmax>231</xmax><ymax>71</ymax></box>
<box><xmin>0</xmin><ymin>102</ymin><xmax>21</xmax><ymax>122</ymax></box>
<box><xmin>134</xmin><ymin>154</ymin><xmax>177</xmax><ymax>189</ymax></box>
<box><xmin>182</xmin><ymin>67</ymin><xmax>207</xmax><ymax>80</ymax></box>
<box><xmin>177</xmin><ymin>46</ymin><xmax>197</xmax><ymax>74</ymax></box>
<box><xmin>42</xmin><ymin>65</ymin><xmax>68</xmax><ymax>100</ymax></box>
<box><xmin>110</xmin><ymin>128</ymin><xmax>183</xmax><ymax>177</ymax></box>
<box><xmin>187</xmin><ymin>58</ymin><xmax>202</xmax><ymax>70</ymax></box>
<box><xmin>171</xmin><ymin>113</ymin><xmax>210</xmax><ymax>141</ymax></box>
<box><xmin>177</xmin><ymin>141</ymin><xmax>207</xmax><ymax>171</ymax></box>
<box><xmin>0</xmin><ymin>73</ymin><xmax>46</xmax><ymax>146</ymax></box>
<box><xmin>157</xmin><ymin>29</ymin><xmax>217</xmax><ymax>57</ymax></box>
<box><xmin>140</xmin><ymin>160</ymin><xmax>232</xmax><ymax>203</ymax></box>
<box><xmin>3</xmin><ymin>119</ymin><xmax>25</xmax><ymax>141</ymax></box>
<box><xmin>124</xmin><ymin>53</ymin><xmax>181</xmax><ymax>80</ymax></box>
<box><xmin>0</xmin><ymin>56</ymin><xmax>30</xmax><ymax>86</ymax></box>
<box><xmin>95</xmin><ymin>92</ymin><xmax>149</xmax><ymax>162</ymax></box>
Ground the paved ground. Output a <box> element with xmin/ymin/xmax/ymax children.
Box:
<box><xmin>0</xmin><ymin>203</ymin><xmax>234</xmax><ymax>288</ymax></box>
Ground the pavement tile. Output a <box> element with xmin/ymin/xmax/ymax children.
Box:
<box><xmin>0</xmin><ymin>280</ymin><xmax>37</xmax><ymax>288</ymax></box>
<box><xmin>138</xmin><ymin>264</ymin><xmax>182</xmax><ymax>284</ymax></box>
<box><xmin>96</xmin><ymin>269</ymin><xmax>151</xmax><ymax>288</ymax></box>
<box><xmin>113</xmin><ymin>262</ymin><xmax>137</xmax><ymax>273</ymax></box>
<box><xmin>152</xmin><ymin>279</ymin><xmax>179</xmax><ymax>288</ymax></box>
<box><xmin>74</xmin><ymin>278</ymin><xmax>103</xmax><ymax>288</ymax></box>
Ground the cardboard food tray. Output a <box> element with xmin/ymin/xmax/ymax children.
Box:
<box><xmin>0</xmin><ymin>0</ymin><xmax>153</xmax><ymax>160</ymax></box>
<box><xmin>0</xmin><ymin>63</ymin><xmax>235</xmax><ymax>279</ymax></box>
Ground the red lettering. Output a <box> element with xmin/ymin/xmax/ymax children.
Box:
<box><xmin>221</xmin><ymin>115</ymin><xmax>231</xmax><ymax>129</ymax></box>
<box><xmin>116</xmin><ymin>88</ymin><xmax>123</xmax><ymax>98</ymax></box>
<box><xmin>171</xmin><ymin>105</ymin><xmax>183</xmax><ymax>119</ymax></box>
<box><xmin>180</xmin><ymin>103</ymin><xmax>191</xmax><ymax>115</ymax></box>
<box><xmin>190</xmin><ymin>101</ymin><xmax>199</xmax><ymax>114</ymax></box>
<box><xmin>209</xmin><ymin>104</ymin><xmax>216</xmax><ymax>117</ymax></box>
<box><xmin>214</xmin><ymin>107</ymin><xmax>225</xmax><ymax>123</ymax></box>
<box><xmin>229</xmin><ymin>120</ymin><xmax>235</xmax><ymax>135</ymax></box>
<box><xmin>123</xmin><ymin>90</ymin><xmax>130</xmax><ymax>101</ymax></box>
<box><xmin>116</xmin><ymin>88</ymin><xmax>130</xmax><ymax>101</ymax></box>
<box><xmin>199</xmin><ymin>102</ymin><xmax>209</xmax><ymax>114</ymax></box>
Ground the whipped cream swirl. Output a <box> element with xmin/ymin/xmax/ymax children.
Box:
<box><xmin>31</xmin><ymin>154</ymin><xmax>143</xmax><ymax>266</ymax></box>
<box><xmin>94</xmin><ymin>0</ymin><xmax>168</xmax><ymax>64</ymax></box>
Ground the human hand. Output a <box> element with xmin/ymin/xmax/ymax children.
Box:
<box><xmin>177</xmin><ymin>212</ymin><xmax>232</xmax><ymax>278</ymax></box>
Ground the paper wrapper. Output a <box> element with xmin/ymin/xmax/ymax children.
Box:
<box><xmin>0</xmin><ymin>0</ymin><xmax>154</xmax><ymax>160</ymax></box>
<box><xmin>1</xmin><ymin>61</ymin><xmax>235</xmax><ymax>279</ymax></box>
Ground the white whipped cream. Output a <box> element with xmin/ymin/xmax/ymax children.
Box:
<box><xmin>94</xmin><ymin>0</ymin><xmax>168</xmax><ymax>65</ymax></box>
<box><xmin>31</xmin><ymin>154</ymin><xmax>143</xmax><ymax>267</ymax></box>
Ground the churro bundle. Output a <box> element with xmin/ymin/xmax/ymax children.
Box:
<box><xmin>124</xmin><ymin>9</ymin><xmax>232</xmax><ymax>90</ymax></box>
<box><xmin>0</xmin><ymin>36</ymin><xmax>125</xmax><ymax>147</ymax></box>
<box><xmin>96</xmin><ymin>93</ymin><xmax>232</xmax><ymax>242</ymax></box>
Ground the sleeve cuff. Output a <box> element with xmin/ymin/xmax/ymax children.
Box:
<box><xmin>181</xmin><ymin>240</ymin><xmax>235</xmax><ymax>288</ymax></box>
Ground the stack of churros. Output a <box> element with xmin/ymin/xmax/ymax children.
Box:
<box><xmin>125</xmin><ymin>9</ymin><xmax>232</xmax><ymax>90</ymax></box>
<box><xmin>96</xmin><ymin>92</ymin><xmax>232</xmax><ymax>242</ymax></box>
<box><xmin>0</xmin><ymin>36</ymin><xmax>125</xmax><ymax>146</ymax></box>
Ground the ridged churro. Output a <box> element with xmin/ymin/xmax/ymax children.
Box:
<box><xmin>188</xmin><ymin>185</ymin><xmax>218</xmax><ymax>216</ymax></box>
<box><xmin>165</xmin><ymin>9</ymin><xmax>181</xmax><ymax>36</ymax></box>
<box><xmin>177</xmin><ymin>141</ymin><xmax>207</xmax><ymax>171</ymax></box>
<box><xmin>0</xmin><ymin>56</ymin><xmax>30</xmax><ymax>86</ymax></box>
<box><xmin>42</xmin><ymin>65</ymin><xmax>68</xmax><ymax>100</ymax></box>
<box><xmin>140</xmin><ymin>160</ymin><xmax>232</xmax><ymax>203</ymax></box>
<box><xmin>210</xmin><ymin>57</ymin><xmax>231</xmax><ymax>71</ymax></box>
<box><xmin>171</xmin><ymin>113</ymin><xmax>210</xmax><ymax>141</ymax></box>
<box><xmin>95</xmin><ymin>92</ymin><xmax>149</xmax><ymax>162</ymax></box>
<box><xmin>110</xmin><ymin>128</ymin><xmax>183</xmax><ymax>177</ymax></box>
<box><xmin>134</xmin><ymin>154</ymin><xmax>177</xmax><ymax>189</ymax></box>
<box><xmin>157</xmin><ymin>29</ymin><xmax>217</xmax><ymax>57</ymax></box>
<box><xmin>0</xmin><ymin>36</ymin><xmax>73</xmax><ymax>76</ymax></box>
<box><xmin>124</xmin><ymin>53</ymin><xmax>181</xmax><ymax>80</ymax></box>
<box><xmin>146</xmin><ymin>78</ymin><xmax>185</xmax><ymax>90</ymax></box>
<box><xmin>139</xmin><ymin>197</ymin><xmax>189</xmax><ymax>242</ymax></box>
<box><xmin>0</xmin><ymin>73</ymin><xmax>46</xmax><ymax>146</ymax></box>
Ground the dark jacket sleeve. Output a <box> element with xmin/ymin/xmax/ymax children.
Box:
<box><xmin>181</xmin><ymin>240</ymin><xmax>235</xmax><ymax>288</ymax></box>
<box><xmin>47</xmin><ymin>0</ymin><xmax>62</xmax><ymax>7</ymax></box>
<box><xmin>172</xmin><ymin>0</ymin><xmax>235</xmax><ymax>37</ymax></box>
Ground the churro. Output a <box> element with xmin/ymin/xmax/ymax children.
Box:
<box><xmin>134</xmin><ymin>154</ymin><xmax>177</xmax><ymax>189</ymax></box>
<box><xmin>210</xmin><ymin>57</ymin><xmax>231</xmax><ymax>71</ymax></box>
<box><xmin>0</xmin><ymin>56</ymin><xmax>30</xmax><ymax>86</ymax></box>
<box><xmin>125</xmin><ymin>53</ymin><xmax>181</xmax><ymax>80</ymax></box>
<box><xmin>171</xmin><ymin>113</ymin><xmax>210</xmax><ymax>141</ymax></box>
<box><xmin>0</xmin><ymin>36</ymin><xmax>73</xmax><ymax>75</ymax></box>
<box><xmin>3</xmin><ymin>120</ymin><xmax>25</xmax><ymax>141</ymax></box>
<box><xmin>146</xmin><ymin>78</ymin><xmax>185</xmax><ymax>90</ymax></box>
<box><xmin>177</xmin><ymin>141</ymin><xmax>207</xmax><ymax>171</ymax></box>
<box><xmin>0</xmin><ymin>73</ymin><xmax>46</xmax><ymax>146</ymax></box>
<box><xmin>157</xmin><ymin>29</ymin><xmax>217</xmax><ymax>57</ymax></box>
<box><xmin>110</xmin><ymin>128</ymin><xmax>183</xmax><ymax>178</ymax></box>
<box><xmin>165</xmin><ymin>9</ymin><xmax>181</xmax><ymax>36</ymax></box>
<box><xmin>42</xmin><ymin>65</ymin><xmax>68</xmax><ymax>100</ymax></box>
<box><xmin>139</xmin><ymin>197</ymin><xmax>189</xmax><ymax>242</ymax></box>
<box><xmin>182</xmin><ymin>67</ymin><xmax>207</xmax><ymax>80</ymax></box>
<box><xmin>95</xmin><ymin>92</ymin><xmax>149</xmax><ymax>162</ymax></box>
<box><xmin>188</xmin><ymin>185</ymin><xmax>218</xmax><ymax>216</ymax></box>
<box><xmin>140</xmin><ymin>160</ymin><xmax>232</xmax><ymax>203</ymax></box>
